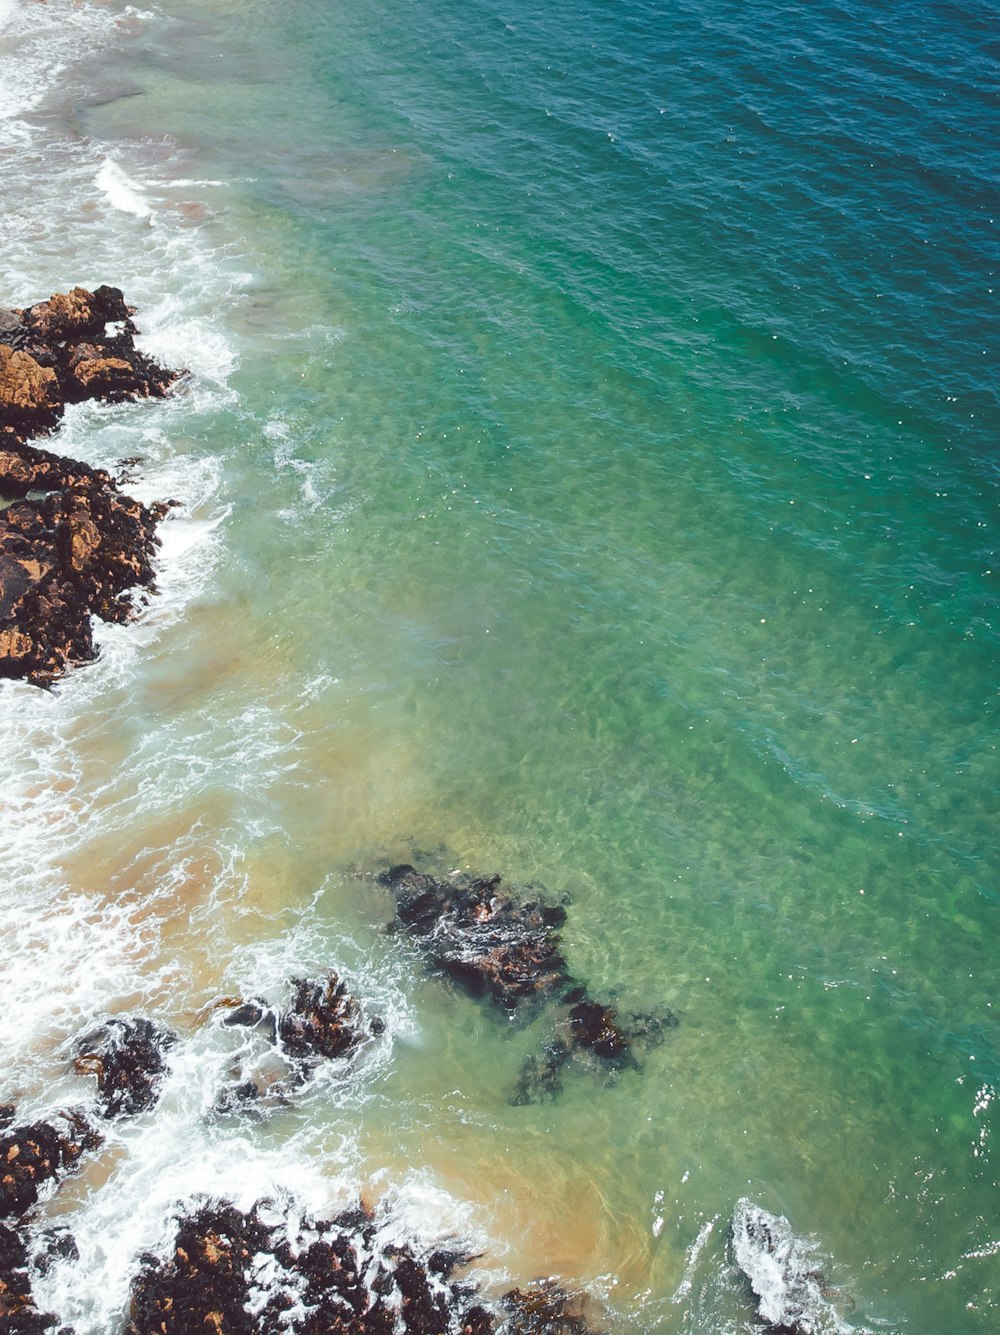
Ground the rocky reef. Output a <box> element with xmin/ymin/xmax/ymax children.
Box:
<box><xmin>125</xmin><ymin>1198</ymin><xmax>600</xmax><ymax>1335</ymax></box>
<box><xmin>0</xmin><ymin>286</ymin><xmax>179</xmax><ymax>685</ymax></box>
<box><xmin>0</xmin><ymin>1219</ymin><xmax>72</xmax><ymax>1335</ymax></box>
<box><xmin>0</xmin><ymin>1112</ymin><xmax>102</xmax><ymax>1222</ymax></box>
<box><xmin>379</xmin><ymin>865</ymin><xmax>675</xmax><ymax>1102</ymax></box>
<box><xmin>380</xmin><ymin>866</ymin><xmax>571</xmax><ymax>1012</ymax></box>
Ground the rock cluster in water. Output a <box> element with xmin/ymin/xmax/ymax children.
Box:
<box><xmin>0</xmin><ymin>1108</ymin><xmax>102</xmax><ymax>1335</ymax></box>
<box><xmin>125</xmin><ymin>1198</ymin><xmax>599</xmax><ymax>1335</ymax></box>
<box><xmin>0</xmin><ymin>1111</ymin><xmax>102</xmax><ymax>1222</ymax></box>
<box><xmin>214</xmin><ymin>971</ymin><xmax>384</xmax><ymax>1117</ymax></box>
<box><xmin>379</xmin><ymin>865</ymin><xmax>674</xmax><ymax>1102</ymax></box>
<box><xmin>0</xmin><ymin>286</ymin><xmax>179</xmax><ymax>685</ymax></box>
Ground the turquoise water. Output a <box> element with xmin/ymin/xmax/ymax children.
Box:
<box><xmin>0</xmin><ymin>0</ymin><xmax>997</xmax><ymax>1331</ymax></box>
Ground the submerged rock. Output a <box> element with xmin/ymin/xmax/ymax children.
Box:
<box><xmin>511</xmin><ymin>990</ymin><xmax>675</xmax><ymax>1105</ymax></box>
<box><xmin>73</xmin><ymin>1016</ymin><xmax>177</xmax><ymax>1118</ymax></box>
<box><xmin>376</xmin><ymin>864</ymin><xmax>676</xmax><ymax>1102</ymax></box>
<box><xmin>501</xmin><ymin>1282</ymin><xmax>595</xmax><ymax>1334</ymax></box>
<box><xmin>125</xmin><ymin>1197</ymin><xmax>600</xmax><ymax>1335</ymax></box>
<box><xmin>379</xmin><ymin>865</ymin><xmax>570</xmax><ymax>1011</ymax></box>
<box><xmin>731</xmin><ymin>1199</ymin><xmax>852</xmax><ymax>1335</ymax></box>
<box><xmin>0</xmin><ymin>286</ymin><xmax>179</xmax><ymax>686</ymax></box>
<box><xmin>0</xmin><ymin>1113</ymin><xmax>102</xmax><ymax>1221</ymax></box>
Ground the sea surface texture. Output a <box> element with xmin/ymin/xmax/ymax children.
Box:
<box><xmin>0</xmin><ymin>0</ymin><xmax>997</xmax><ymax>1331</ymax></box>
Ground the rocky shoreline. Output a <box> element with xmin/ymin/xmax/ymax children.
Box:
<box><xmin>0</xmin><ymin>293</ymin><xmax>866</xmax><ymax>1333</ymax></box>
<box><xmin>0</xmin><ymin>286</ymin><xmax>179</xmax><ymax>686</ymax></box>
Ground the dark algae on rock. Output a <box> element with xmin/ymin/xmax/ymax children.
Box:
<box><xmin>213</xmin><ymin>972</ymin><xmax>384</xmax><ymax>1117</ymax></box>
<box><xmin>125</xmin><ymin>1198</ymin><xmax>602</xmax><ymax>1335</ymax></box>
<box><xmin>0</xmin><ymin>1219</ymin><xmax>71</xmax><ymax>1335</ymax></box>
<box><xmin>0</xmin><ymin>286</ymin><xmax>179</xmax><ymax>685</ymax></box>
<box><xmin>73</xmin><ymin>1017</ymin><xmax>178</xmax><ymax>1119</ymax></box>
<box><xmin>380</xmin><ymin>865</ymin><xmax>571</xmax><ymax>1011</ymax></box>
<box><xmin>379</xmin><ymin>865</ymin><xmax>676</xmax><ymax>1102</ymax></box>
<box><xmin>0</xmin><ymin>1112</ymin><xmax>102</xmax><ymax>1221</ymax></box>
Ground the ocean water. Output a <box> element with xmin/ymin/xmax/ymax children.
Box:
<box><xmin>0</xmin><ymin>0</ymin><xmax>997</xmax><ymax>1331</ymax></box>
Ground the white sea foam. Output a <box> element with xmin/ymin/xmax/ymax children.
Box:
<box><xmin>96</xmin><ymin>155</ymin><xmax>154</xmax><ymax>217</ymax></box>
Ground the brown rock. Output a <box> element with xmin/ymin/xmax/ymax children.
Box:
<box><xmin>0</xmin><ymin>284</ymin><xmax>181</xmax><ymax>685</ymax></box>
<box><xmin>22</xmin><ymin>285</ymin><xmax>131</xmax><ymax>344</ymax></box>
<box><xmin>0</xmin><ymin>345</ymin><xmax>61</xmax><ymax>430</ymax></box>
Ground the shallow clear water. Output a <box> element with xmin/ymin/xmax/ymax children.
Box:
<box><xmin>0</xmin><ymin>0</ymin><xmax>997</xmax><ymax>1331</ymax></box>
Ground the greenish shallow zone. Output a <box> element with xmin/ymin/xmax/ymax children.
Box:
<box><xmin>77</xmin><ymin>0</ymin><xmax>999</xmax><ymax>1329</ymax></box>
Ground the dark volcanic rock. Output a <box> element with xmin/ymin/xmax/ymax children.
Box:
<box><xmin>0</xmin><ymin>1113</ymin><xmax>102</xmax><ymax>1220</ymax></box>
<box><xmin>0</xmin><ymin>286</ymin><xmax>179</xmax><ymax>686</ymax></box>
<box><xmin>211</xmin><ymin>975</ymin><xmax>381</xmax><ymax>1118</ymax></box>
<box><xmin>73</xmin><ymin>1016</ymin><xmax>177</xmax><ymax>1118</ymax></box>
<box><xmin>127</xmin><ymin>1199</ymin><xmax>469</xmax><ymax>1335</ymax></box>
<box><xmin>125</xmin><ymin>1197</ymin><xmax>599</xmax><ymax>1335</ymax></box>
<box><xmin>379</xmin><ymin>865</ymin><xmax>570</xmax><ymax>1011</ymax></box>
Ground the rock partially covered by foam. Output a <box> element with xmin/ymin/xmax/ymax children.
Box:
<box><xmin>0</xmin><ymin>1113</ymin><xmax>102</xmax><ymax>1221</ymax></box>
<box><xmin>731</xmin><ymin>1199</ymin><xmax>851</xmax><ymax>1335</ymax></box>
<box><xmin>0</xmin><ymin>286</ymin><xmax>179</xmax><ymax>686</ymax></box>
<box><xmin>380</xmin><ymin>865</ymin><xmax>570</xmax><ymax>1011</ymax></box>
<box><xmin>212</xmin><ymin>972</ymin><xmax>384</xmax><ymax>1116</ymax></box>
<box><xmin>73</xmin><ymin>1017</ymin><xmax>178</xmax><ymax>1119</ymax></box>
<box><xmin>0</xmin><ymin>1220</ymin><xmax>71</xmax><ymax>1335</ymax></box>
<box><xmin>125</xmin><ymin>1197</ymin><xmax>601</xmax><ymax>1335</ymax></box>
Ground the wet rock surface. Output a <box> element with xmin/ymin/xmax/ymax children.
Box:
<box><xmin>125</xmin><ymin>1198</ymin><xmax>600</xmax><ymax>1335</ymax></box>
<box><xmin>731</xmin><ymin>1199</ymin><xmax>852</xmax><ymax>1335</ymax></box>
<box><xmin>0</xmin><ymin>1220</ymin><xmax>72</xmax><ymax>1335</ymax></box>
<box><xmin>213</xmin><ymin>972</ymin><xmax>383</xmax><ymax>1117</ymax></box>
<box><xmin>0</xmin><ymin>1113</ymin><xmax>102</xmax><ymax>1221</ymax></box>
<box><xmin>0</xmin><ymin>286</ymin><xmax>179</xmax><ymax>686</ymax></box>
<box><xmin>379</xmin><ymin>866</ymin><xmax>571</xmax><ymax>1011</ymax></box>
<box><xmin>73</xmin><ymin>1016</ymin><xmax>178</xmax><ymax>1119</ymax></box>
<box><xmin>278</xmin><ymin>974</ymin><xmax>381</xmax><ymax>1063</ymax></box>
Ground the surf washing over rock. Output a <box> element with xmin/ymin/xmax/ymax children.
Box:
<box><xmin>2</xmin><ymin>0</ymin><xmax>997</xmax><ymax>1332</ymax></box>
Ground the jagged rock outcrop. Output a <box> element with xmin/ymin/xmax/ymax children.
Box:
<box><xmin>124</xmin><ymin>1198</ymin><xmax>600</xmax><ymax>1335</ymax></box>
<box><xmin>0</xmin><ymin>286</ymin><xmax>179</xmax><ymax>685</ymax></box>
<box><xmin>73</xmin><ymin>1017</ymin><xmax>178</xmax><ymax>1119</ymax></box>
<box><xmin>0</xmin><ymin>1113</ymin><xmax>102</xmax><ymax>1221</ymax></box>
<box><xmin>213</xmin><ymin>972</ymin><xmax>384</xmax><ymax>1117</ymax></box>
<box><xmin>0</xmin><ymin>1220</ymin><xmax>72</xmax><ymax>1335</ymax></box>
